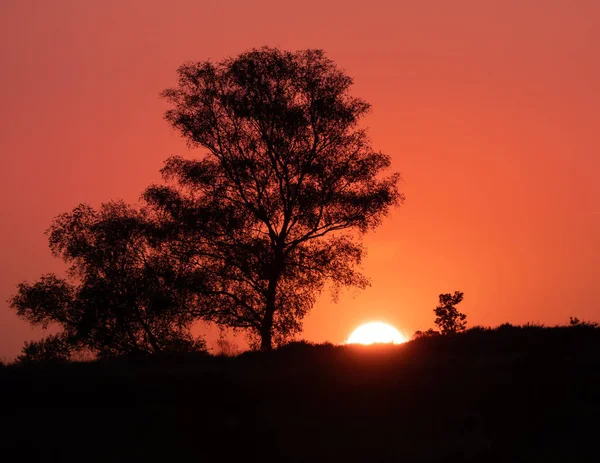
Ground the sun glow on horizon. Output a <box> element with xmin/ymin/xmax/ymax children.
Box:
<box><xmin>346</xmin><ymin>322</ymin><xmax>407</xmax><ymax>345</ymax></box>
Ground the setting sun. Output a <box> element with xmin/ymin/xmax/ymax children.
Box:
<box><xmin>346</xmin><ymin>322</ymin><xmax>407</xmax><ymax>345</ymax></box>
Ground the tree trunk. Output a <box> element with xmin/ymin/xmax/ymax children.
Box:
<box><xmin>260</xmin><ymin>277</ymin><xmax>278</xmax><ymax>351</ymax></box>
<box><xmin>260</xmin><ymin>246</ymin><xmax>285</xmax><ymax>351</ymax></box>
<box><xmin>260</xmin><ymin>313</ymin><xmax>273</xmax><ymax>351</ymax></box>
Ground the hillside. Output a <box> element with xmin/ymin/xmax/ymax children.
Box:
<box><xmin>2</xmin><ymin>324</ymin><xmax>599</xmax><ymax>462</ymax></box>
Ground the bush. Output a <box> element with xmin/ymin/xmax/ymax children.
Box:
<box><xmin>569</xmin><ymin>316</ymin><xmax>598</xmax><ymax>329</ymax></box>
<box><xmin>412</xmin><ymin>329</ymin><xmax>440</xmax><ymax>339</ymax></box>
<box><xmin>16</xmin><ymin>334</ymin><xmax>73</xmax><ymax>364</ymax></box>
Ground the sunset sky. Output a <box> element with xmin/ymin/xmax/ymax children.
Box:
<box><xmin>1</xmin><ymin>0</ymin><xmax>598</xmax><ymax>358</ymax></box>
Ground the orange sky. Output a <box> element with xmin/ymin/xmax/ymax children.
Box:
<box><xmin>1</xmin><ymin>0</ymin><xmax>598</xmax><ymax>358</ymax></box>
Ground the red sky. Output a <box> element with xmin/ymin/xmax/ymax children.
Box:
<box><xmin>1</xmin><ymin>0</ymin><xmax>598</xmax><ymax>358</ymax></box>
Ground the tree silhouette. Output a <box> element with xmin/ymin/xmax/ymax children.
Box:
<box><xmin>434</xmin><ymin>291</ymin><xmax>467</xmax><ymax>335</ymax></box>
<box><xmin>10</xmin><ymin>202</ymin><xmax>204</xmax><ymax>358</ymax></box>
<box><xmin>145</xmin><ymin>47</ymin><xmax>402</xmax><ymax>350</ymax></box>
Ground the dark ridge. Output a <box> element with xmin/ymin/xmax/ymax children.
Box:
<box><xmin>2</xmin><ymin>325</ymin><xmax>599</xmax><ymax>462</ymax></box>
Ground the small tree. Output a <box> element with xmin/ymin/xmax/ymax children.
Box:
<box><xmin>434</xmin><ymin>291</ymin><xmax>467</xmax><ymax>335</ymax></box>
<box><xmin>10</xmin><ymin>201</ymin><xmax>205</xmax><ymax>359</ymax></box>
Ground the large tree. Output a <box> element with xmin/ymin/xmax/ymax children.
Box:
<box><xmin>10</xmin><ymin>202</ymin><xmax>204</xmax><ymax>359</ymax></box>
<box><xmin>145</xmin><ymin>47</ymin><xmax>403</xmax><ymax>350</ymax></box>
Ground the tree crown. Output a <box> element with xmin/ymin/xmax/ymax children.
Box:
<box><xmin>145</xmin><ymin>47</ymin><xmax>403</xmax><ymax>347</ymax></box>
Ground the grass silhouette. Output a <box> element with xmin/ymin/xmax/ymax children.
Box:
<box><xmin>1</xmin><ymin>324</ymin><xmax>599</xmax><ymax>462</ymax></box>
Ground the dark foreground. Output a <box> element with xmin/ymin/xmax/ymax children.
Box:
<box><xmin>2</xmin><ymin>325</ymin><xmax>599</xmax><ymax>462</ymax></box>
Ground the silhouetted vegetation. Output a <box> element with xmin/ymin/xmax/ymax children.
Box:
<box><xmin>569</xmin><ymin>316</ymin><xmax>597</xmax><ymax>328</ymax></box>
<box><xmin>145</xmin><ymin>47</ymin><xmax>402</xmax><ymax>350</ymax></box>
<box><xmin>412</xmin><ymin>327</ymin><xmax>440</xmax><ymax>339</ymax></box>
<box><xmin>10</xmin><ymin>202</ymin><xmax>205</xmax><ymax>359</ymax></box>
<box><xmin>10</xmin><ymin>47</ymin><xmax>401</xmax><ymax>354</ymax></box>
<box><xmin>213</xmin><ymin>333</ymin><xmax>241</xmax><ymax>357</ymax></box>
<box><xmin>8</xmin><ymin>46</ymin><xmax>597</xmax><ymax>462</ymax></box>
<box><xmin>16</xmin><ymin>333</ymin><xmax>73</xmax><ymax>363</ymax></box>
<box><xmin>434</xmin><ymin>290</ymin><xmax>467</xmax><ymax>334</ymax></box>
<box><xmin>413</xmin><ymin>291</ymin><xmax>467</xmax><ymax>338</ymax></box>
<box><xmin>2</xmin><ymin>323</ymin><xmax>599</xmax><ymax>462</ymax></box>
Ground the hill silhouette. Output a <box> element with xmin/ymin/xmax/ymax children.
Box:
<box><xmin>2</xmin><ymin>324</ymin><xmax>599</xmax><ymax>462</ymax></box>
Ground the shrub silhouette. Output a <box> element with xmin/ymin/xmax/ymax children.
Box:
<box><xmin>214</xmin><ymin>335</ymin><xmax>240</xmax><ymax>357</ymax></box>
<box><xmin>16</xmin><ymin>333</ymin><xmax>73</xmax><ymax>364</ymax></box>
<box><xmin>412</xmin><ymin>328</ymin><xmax>440</xmax><ymax>339</ymax></box>
<box><xmin>569</xmin><ymin>316</ymin><xmax>598</xmax><ymax>328</ymax></box>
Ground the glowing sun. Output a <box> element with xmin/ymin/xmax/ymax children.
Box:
<box><xmin>346</xmin><ymin>322</ymin><xmax>407</xmax><ymax>345</ymax></box>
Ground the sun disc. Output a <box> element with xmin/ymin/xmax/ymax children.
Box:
<box><xmin>346</xmin><ymin>322</ymin><xmax>406</xmax><ymax>345</ymax></box>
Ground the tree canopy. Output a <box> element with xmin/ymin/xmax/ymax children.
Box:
<box><xmin>145</xmin><ymin>47</ymin><xmax>403</xmax><ymax>350</ymax></box>
<box><xmin>11</xmin><ymin>47</ymin><xmax>402</xmax><ymax>355</ymax></box>
<box><xmin>10</xmin><ymin>202</ymin><xmax>204</xmax><ymax>359</ymax></box>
